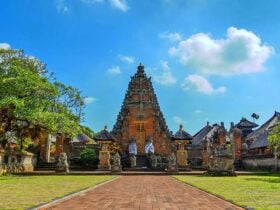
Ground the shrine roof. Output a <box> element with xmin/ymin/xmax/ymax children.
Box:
<box><xmin>171</xmin><ymin>125</ymin><xmax>193</xmax><ymax>141</ymax></box>
<box><xmin>72</xmin><ymin>134</ymin><xmax>95</xmax><ymax>144</ymax></box>
<box><xmin>249</xmin><ymin>130</ymin><xmax>269</xmax><ymax>149</ymax></box>
<box><xmin>192</xmin><ymin>123</ymin><xmax>213</xmax><ymax>145</ymax></box>
<box><xmin>247</xmin><ymin>111</ymin><xmax>280</xmax><ymax>149</ymax></box>
<box><xmin>236</xmin><ymin>117</ymin><xmax>258</xmax><ymax>129</ymax></box>
<box><xmin>94</xmin><ymin>126</ymin><xmax>116</xmax><ymax>142</ymax></box>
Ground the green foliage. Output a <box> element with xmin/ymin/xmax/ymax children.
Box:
<box><xmin>80</xmin><ymin>148</ymin><xmax>97</xmax><ymax>167</ymax></box>
<box><xmin>268</xmin><ymin>122</ymin><xmax>280</xmax><ymax>157</ymax></box>
<box><xmin>0</xmin><ymin>48</ymin><xmax>87</xmax><ymax>150</ymax></box>
<box><xmin>80</xmin><ymin>125</ymin><xmax>95</xmax><ymax>139</ymax></box>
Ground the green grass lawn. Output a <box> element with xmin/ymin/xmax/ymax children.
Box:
<box><xmin>174</xmin><ymin>174</ymin><xmax>280</xmax><ymax>210</ymax></box>
<box><xmin>0</xmin><ymin>175</ymin><xmax>115</xmax><ymax>209</ymax></box>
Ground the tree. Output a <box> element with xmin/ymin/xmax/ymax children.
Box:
<box><xmin>268</xmin><ymin>123</ymin><xmax>280</xmax><ymax>158</ymax></box>
<box><xmin>0</xmin><ymin>48</ymin><xmax>85</xmax><ymax>150</ymax></box>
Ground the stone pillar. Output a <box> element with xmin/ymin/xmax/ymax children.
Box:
<box><xmin>45</xmin><ymin>135</ymin><xmax>52</xmax><ymax>163</ymax></box>
<box><xmin>56</xmin><ymin>134</ymin><xmax>64</xmax><ymax>158</ymax></box>
<box><xmin>176</xmin><ymin>143</ymin><xmax>188</xmax><ymax>167</ymax></box>
<box><xmin>202</xmin><ymin>150</ymin><xmax>209</xmax><ymax>167</ymax></box>
<box><xmin>230</xmin><ymin>128</ymin><xmax>242</xmax><ymax>161</ymax></box>
<box><xmin>39</xmin><ymin>130</ymin><xmax>49</xmax><ymax>162</ymax></box>
<box><xmin>98</xmin><ymin>143</ymin><xmax>111</xmax><ymax>170</ymax></box>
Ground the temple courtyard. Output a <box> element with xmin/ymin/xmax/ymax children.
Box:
<box><xmin>1</xmin><ymin>174</ymin><xmax>279</xmax><ymax>210</ymax></box>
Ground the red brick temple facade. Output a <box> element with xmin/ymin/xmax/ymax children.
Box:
<box><xmin>112</xmin><ymin>64</ymin><xmax>172</xmax><ymax>155</ymax></box>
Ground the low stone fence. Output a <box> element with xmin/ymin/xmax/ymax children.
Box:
<box><xmin>242</xmin><ymin>157</ymin><xmax>280</xmax><ymax>171</ymax></box>
<box><xmin>0</xmin><ymin>150</ymin><xmax>35</xmax><ymax>175</ymax></box>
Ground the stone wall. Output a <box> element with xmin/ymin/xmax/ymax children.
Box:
<box><xmin>242</xmin><ymin>157</ymin><xmax>280</xmax><ymax>171</ymax></box>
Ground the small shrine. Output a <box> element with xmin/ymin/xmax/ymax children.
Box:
<box><xmin>171</xmin><ymin>125</ymin><xmax>193</xmax><ymax>170</ymax></box>
<box><xmin>94</xmin><ymin>125</ymin><xmax>116</xmax><ymax>170</ymax></box>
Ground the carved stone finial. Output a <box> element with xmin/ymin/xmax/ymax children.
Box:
<box><xmin>179</xmin><ymin>124</ymin><xmax>183</xmax><ymax>130</ymax></box>
<box><xmin>137</xmin><ymin>63</ymin><xmax>145</xmax><ymax>73</ymax></box>
<box><xmin>104</xmin><ymin>124</ymin><xmax>108</xmax><ymax>130</ymax></box>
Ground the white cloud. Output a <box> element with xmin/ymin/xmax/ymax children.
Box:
<box><xmin>110</xmin><ymin>0</ymin><xmax>129</xmax><ymax>12</ymax></box>
<box><xmin>195</xmin><ymin>109</ymin><xmax>203</xmax><ymax>114</ymax></box>
<box><xmin>107</xmin><ymin>65</ymin><xmax>121</xmax><ymax>75</ymax></box>
<box><xmin>80</xmin><ymin>0</ymin><xmax>104</xmax><ymax>3</ymax></box>
<box><xmin>173</xmin><ymin>116</ymin><xmax>185</xmax><ymax>125</ymax></box>
<box><xmin>170</xmin><ymin>27</ymin><xmax>274</xmax><ymax>76</ymax></box>
<box><xmin>84</xmin><ymin>97</ymin><xmax>97</xmax><ymax>104</ymax></box>
<box><xmin>118</xmin><ymin>54</ymin><xmax>135</xmax><ymax>64</ymax></box>
<box><xmin>55</xmin><ymin>0</ymin><xmax>69</xmax><ymax>14</ymax></box>
<box><xmin>182</xmin><ymin>74</ymin><xmax>226</xmax><ymax>95</ymax></box>
<box><xmin>159</xmin><ymin>32</ymin><xmax>182</xmax><ymax>42</ymax></box>
<box><xmin>0</xmin><ymin>43</ymin><xmax>11</xmax><ymax>50</ymax></box>
<box><xmin>152</xmin><ymin>61</ymin><xmax>177</xmax><ymax>85</ymax></box>
<box><xmin>56</xmin><ymin>0</ymin><xmax>129</xmax><ymax>13</ymax></box>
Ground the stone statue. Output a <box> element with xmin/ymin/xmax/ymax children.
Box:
<box><xmin>150</xmin><ymin>154</ymin><xmax>157</xmax><ymax>168</ymax></box>
<box><xmin>128</xmin><ymin>138</ymin><xmax>137</xmax><ymax>155</ymax></box>
<box><xmin>56</xmin><ymin>153</ymin><xmax>69</xmax><ymax>173</ymax></box>
<box><xmin>111</xmin><ymin>152</ymin><xmax>122</xmax><ymax>172</ymax></box>
<box><xmin>242</xmin><ymin>142</ymin><xmax>248</xmax><ymax>155</ymax></box>
<box><xmin>145</xmin><ymin>138</ymin><xmax>154</xmax><ymax>155</ymax></box>
<box><xmin>167</xmin><ymin>152</ymin><xmax>178</xmax><ymax>172</ymax></box>
<box><xmin>130</xmin><ymin>154</ymin><xmax>136</xmax><ymax>167</ymax></box>
<box><xmin>113</xmin><ymin>152</ymin><xmax>121</xmax><ymax>166</ymax></box>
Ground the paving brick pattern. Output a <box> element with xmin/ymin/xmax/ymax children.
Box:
<box><xmin>40</xmin><ymin>176</ymin><xmax>244</xmax><ymax>210</ymax></box>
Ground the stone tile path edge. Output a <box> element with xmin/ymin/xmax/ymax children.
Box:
<box><xmin>31</xmin><ymin>176</ymin><xmax>121</xmax><ymax>210</ymax></box>
<box><xmin>171</xmin><ymin>176</ymin><xmax>245</xmax><ymax>210</ymax></box>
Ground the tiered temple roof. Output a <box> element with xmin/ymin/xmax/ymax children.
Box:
<box><xmin>112</xmin><ymin>64</ymin><xmax>171</xmax><ymax>155</ymax></box>
<box><xmin>236</xmin><ymin>117</ymin><xmax>258</xmax><ymax>129</ymax></box>
<box><xmin>112</xmin><ymin>64</ymin><xmax>170</xmax><ymax>136</ymax></box>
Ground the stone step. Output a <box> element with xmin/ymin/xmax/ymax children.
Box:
<box><xmin>123</xmin><ymin>167</ymin><xmax>162</xmax><ymax>171</ymax></box>
<box><xmin>35</xmin><ymin>162</ymin><xmax>57</xmax><ymax>171</ymax></box>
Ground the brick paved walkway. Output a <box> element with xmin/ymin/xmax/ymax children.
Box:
<box><xmin>39</xmin><ymin>176</ymin><xmax>244</xmax><ymax>210</ymax></box>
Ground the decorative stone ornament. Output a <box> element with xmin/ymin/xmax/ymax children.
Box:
<box><xmin>167</xmin><ymin>152</ymin><xmax>178</xmax><ymax>173</ymax></box>
<box><xmin>56</xmin><ymin>152</ymin><xmax>69</xmax><ymax>173</ymax></box>
<box><xmin>130</xmin><ymin>154</ymin><xmax>137</xmax><ymax>167</ymax></box>
<box><xmin>111</xmin><ymin>152</ymin><xmax>122</xmax><ymax>173</ymax></box>
<box><xmin>205</xmin><ymin>126</ymin><xmax>236</xmax><ymax>176</ymax></box>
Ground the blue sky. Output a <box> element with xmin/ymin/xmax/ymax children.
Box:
<box><xmin>1</xmin><ymin>0</ymin><xmax>280</xmax><ymax>134</ymax></box>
